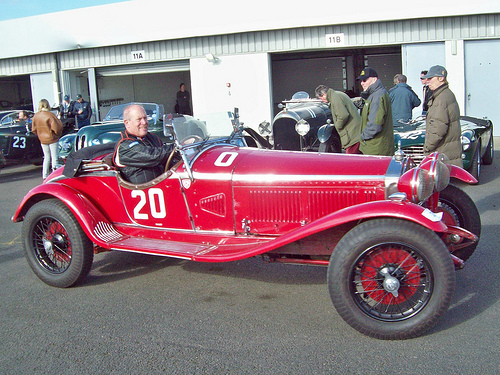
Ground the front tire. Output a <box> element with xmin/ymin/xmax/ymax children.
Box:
<box><xmin>328</xmin><ymin>218</ymin><xmax>455</xmax><ymax>340</ymax></box>
<box><xmin>22</xmin><ymin>199</ymin><xmax>94</xmax><ymax>288</ymax></box>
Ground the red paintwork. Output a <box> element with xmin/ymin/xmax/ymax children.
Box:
<box><xmin>12</xmin><ymin>145</ymin><xmax>458</xmax><ymax>263</ymax></box>
<box><xmin>449</xmin><ymin>164</ymin><xmax>478</xmax><ymax>184</ymax></box>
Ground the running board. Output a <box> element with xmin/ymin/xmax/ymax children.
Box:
<box><xmin>108</xmin><ymin>235</ymin><xmax>273</xmax><ymax>262</ymax></box>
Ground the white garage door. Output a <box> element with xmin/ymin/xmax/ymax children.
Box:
<box><xmin>465</xmin><ymin>39</ymin><xmax>500</xmax><ymax>136</ymax></box>
<box><xmin>30</xmin><ymin>72</ymin><xmax>57</xmax><ymax>109</ymax></box>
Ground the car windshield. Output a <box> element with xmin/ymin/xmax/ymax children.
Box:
<box><xmin>165</xmin><ymin>111</ymin><xmax>242</xmax><ymax>164</ymax></box>
<box><xmin>393</xmin><ymin>116</ymin><xmax>426</xmax><ymax>132</ymax></box>
<box><xmin>0</xmin><ymin>112</ymin><xmax>17</xmax><ymax>127</ymax></box>
<box><xmin>103</xmin><ymin>103</ymin><xmax>161</xmax><ymax>122</ymax></box>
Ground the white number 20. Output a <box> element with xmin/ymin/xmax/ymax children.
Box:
<box><xmin>131</xmin><ymin>188</ymin><xmax>166</xmax><ymax>220</ymax></box>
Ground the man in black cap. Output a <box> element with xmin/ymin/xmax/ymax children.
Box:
<box><xmin>59</xmin><ymin>94</ymin><xmax>74</xmax><ymax>121</ymax></box>
<box><xmin>356</xmin><ymin>67</ymin><xmax>394</xmax><ymax>156</ymax></box>
<box><xmin>421</xmin><ymin>65</ymin><xmax>462</xmax><ymax>167</ymax></box>
<box><xmin>72</xmin><ymin>94</ymin><xmax>92</xmax><ymax>128</ymax></box>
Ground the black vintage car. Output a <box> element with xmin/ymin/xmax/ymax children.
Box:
<box><xmin>0</xmin><ymin>110</ymin><xmax>75</xmax><ymax>171</ymax></box>
<box><xmin>261</xmin><ymin>92</ymin><xmax>341</xmax><ymax>153</ymax></box>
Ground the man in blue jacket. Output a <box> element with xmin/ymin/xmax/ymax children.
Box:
<box><xmin>72</xmin><ymin>94</ymin><xmax>92</xmax><ymax>128</ymax></box>
<box><xmin>388</xmin><ymin>74</ymin><xmax>421</xmax><ymax>126</ymax></box>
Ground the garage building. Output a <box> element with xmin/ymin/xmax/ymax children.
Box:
<box><xmin>1</xmin><ymin>1</ymin><xmax>499</xmax><ymax>135</ymax></box>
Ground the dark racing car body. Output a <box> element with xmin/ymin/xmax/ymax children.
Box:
<box><xmin>261</xmin><ymin>92</ymin><xmax>342</xmax><ymax>153</ymax></box>
<box><xmin>0</xmin><ymin>110</ymin><xmax>75</xmax><ymax>170</ymax></box>
<box><xmin>13</xmin><ymin>109</ymin><xmax>480</xmax><ymax>340</ymax></box>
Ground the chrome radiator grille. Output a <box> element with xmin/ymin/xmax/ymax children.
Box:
<box><xmin>402</xmin><ymin>145</ymin><xmax>425</xmax><ymax>164</ymax></box>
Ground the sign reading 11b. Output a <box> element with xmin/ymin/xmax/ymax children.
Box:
<box><xmin>325</xmin><ymin>33</ymin><xmax>345</xmax><ymax>47</ymax></box>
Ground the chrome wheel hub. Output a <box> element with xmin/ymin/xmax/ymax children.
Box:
<box><xmin>380</xmin><ymin>267</ymin><xmax>400</xmax><ymax>297</ymax></box>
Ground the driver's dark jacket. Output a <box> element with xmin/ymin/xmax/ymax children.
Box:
<box><xmin>113</xmin><ymin>130</ymin><xmax>174</xmax><ymax>184</ymax></box>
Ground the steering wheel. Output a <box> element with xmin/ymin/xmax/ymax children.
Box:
<box><xmin>164</xmin><ymin>149</ymin><xmax>177</xmax><ymax>172</ymax></box>
<box><xmin>165</xmin><ymin>135</ymin><xmax>204</xmax><ymax>172</ymax></box>
<box><xmin>180</xmin><ymin>134</ymin><xmax>204</xmax><ymax>145</ymax></box>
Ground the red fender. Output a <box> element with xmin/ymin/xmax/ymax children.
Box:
<box><xmin>12</xmin><ymin>183</ymin><xmax>123</xmax><ymax>248</ymax></box>
<box><xmin>252</xmin><ymin>199</ymin><xmax>446</xmax><ymax>248</ymax></box>
<box><xmin>194</xmin><ymin>199</ymin><xmax>448</xmax><ymax>262</ymax></box>
<box><xmin>449</xmin><ymin>164</ymin><xmax>477</xmax><ymax>184</ymax></box>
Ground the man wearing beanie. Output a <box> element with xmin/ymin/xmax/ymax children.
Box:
<box><xmin>356</xmin><ymin>67</ymin><xmax>394</xmax><ymax>156</ymax></box>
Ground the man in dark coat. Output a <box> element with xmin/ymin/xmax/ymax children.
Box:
<box><xmin>113</xmin><ymin>104</ymin><xmax>174</xmax><ymax>184</ymax></box>
<box><xmin>176</xmin><ymin>83</ymin><xmax>192</xmax><ymax>115</ymax></box>
<box><xmin>357</xmin><ymin>67</ymin><xmax>394</xmax><ymax>156</ymax></box>
<box><xmin>421</xmin><ymin>65</ymin><xmax>462</xmax><ymax>167</ymax></box>
<box><xmin>420</xmin><ymin>70</ymin><xmax>433</xmax><ymax>115</ymax></box>
<box><xmin>72</xmin><ymin>94</ymin><xmax>92</xmax><ymax>128</ymax></box>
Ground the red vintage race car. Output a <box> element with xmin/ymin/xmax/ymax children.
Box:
<box><xmin>12</xmin><ymin>110</ymin><xmax>480</xmax><ymax>340</ymax></box>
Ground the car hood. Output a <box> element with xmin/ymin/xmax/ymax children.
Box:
<box><xmin>193</xmin><ymin>147</ymin><xmax>394</xmax><ymax>182</ymax></box>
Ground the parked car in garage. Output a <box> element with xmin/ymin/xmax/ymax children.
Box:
<box><xmin>394</xmin><ymin>115</ymin><xmax>494</xmax><ymax>182</ymax></box>
<box><xmin>259</xmin><ymin>91</ymin><xmax>342</xmax><ymax>153</ymax></box>
<box><xmin>14</xmin><ymin>109</ymin><xmax>480</xmax><ymax>340</ymax></box>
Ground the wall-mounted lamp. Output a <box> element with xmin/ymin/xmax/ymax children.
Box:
<box><xmin>205</xmin><ymin>53</ymin><xmax>218</xmax><ymax>63</ymax></box>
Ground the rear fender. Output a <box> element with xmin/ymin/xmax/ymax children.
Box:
<box><xmin>12</xmin><ymin>184</ymin><xmax>120</xmax><ymax>248</ymax></box>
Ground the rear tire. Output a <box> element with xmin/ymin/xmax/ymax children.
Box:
<box><xmin>328</xmin><ymin>218</ymin><xmax>455</xmax><ymax>340</ymax></box>
<box><xmin>22</xmin><ymin>199</ymin><xmax>94</xmax><ymax>288</ymax></box>
<box><xmin>467</xmin><ymin>143</ymin><xmax>480</xmax><ymax>182</ymax></box>
<box><xmin>482</xmin><ymin>135</ymin><xmax>494</xmax><ymax>165</ymax></box>
<box><xmin>437</xmin><ymin>184</ymin><xmax>481</xmax><ymax>262</ymax></box>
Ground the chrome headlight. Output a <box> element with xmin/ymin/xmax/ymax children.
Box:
<box><xmin>461</xmin><ymin>130</ymin><xmax>474</xmax><ymax>151</ymax></box>
<box><xmin>295</xmin><ymin>119</ymin><xmax>310</xmax><ymax>136</ymax></box>
<box><xmin>398</xmin><ymin>167</ymin><xmax>434</xmax><ymax>203</ymax></box>
<box><xmin>420</xmin><ymin>158</ymin><xmax>450</xmax><ymax>192</ymax></box>
<box><xmin>60</xmin><ymin>140</ymin><xmax>73</xmax><ymax>152</ymax></box>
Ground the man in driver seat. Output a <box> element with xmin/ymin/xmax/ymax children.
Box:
<box><xmin>113</xmin><ymin>104</ymin><xmax>174</xmax><ymax>184</ymax></box>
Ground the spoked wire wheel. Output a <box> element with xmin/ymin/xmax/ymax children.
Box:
<box><xmin>328</xmin><ymin>218</ymin><xmax>455</xmax><ymax>340</ymax></box>
<box><xmin>31</xmin><ymin>217</ymin><xmax>72</xmax><ymax>274</ymax></box>
<box><xmin>23</xmin><ymin>199</ymin><xmax>93</xmax><ymax>287</ymax></box>
<box><xmin>352</xmin><ymin>243</ymin><xmax>432</xmax><ymax>321</ymax></box>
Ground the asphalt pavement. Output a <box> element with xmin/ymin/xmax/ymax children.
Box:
<box><xmin>0</xmin><ymin>148</ymin><xmax>499</xmax><ymax>374</ymax></box>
